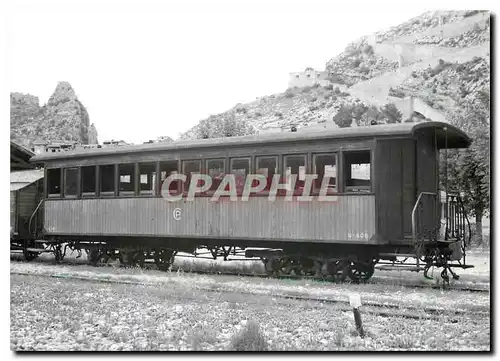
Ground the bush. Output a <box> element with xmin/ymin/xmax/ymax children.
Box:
<box><xmin>327</xmin><ymin>74</ymin><xmax>346</xmax><ymax>85</ymax></box>
<box><xmin>324</xmin><ymin>84</ymin><xmax>333</xmax><ymax>91</ymax></box>
<box><xmin>382</xmin><ymin>103</ymin><xmax>403</xmax><ymax>123</ymax></box>
<box><xmin>229</xmin><ymin>320</ymin><xmax>268</xmax><ymax>351</ymax></box>
<box><xmin>388</xmin><ymin>87</ymin><xmax>406</xmax><ymax>99</ymax></box>
<box><xmin>310</xmin><ymin>96</ymin><xmax>318</xmax><ymax>102</ymax></box>
<box><xmin>301</xmin><ymin>86</ymin><xmax>312</xmax><ymax>93</ymax></box>
<box><xmin>352</xmin><ymin>57</ymin><xmax>362</xmax><ymax>68</ymax></box>
<box><xmin>254</xmin><ymin>112</ymin><xmax>262</xmax><ymax>117</ymax></box>
<box><xmin>274</xmin><ymin>112</ymin><xmax>283</xmax><ymax>118</ymax></box>
<box><xmin>359</xmin><ymin>66</ymin><xmax>370</xmax><ymax>75</ymax></box>
<box><xmin>284</xmin><ymin>88</ymin><xmax>295</xmax><ymax>98</ymax></box>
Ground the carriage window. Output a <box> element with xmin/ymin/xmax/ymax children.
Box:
<box><xmin>231</xmin><ymin>158</ymin><xmax>251</xmax><ymax>195</ymax></box>
<box><xmin>206</xmin><ymin>159</ymin><xmax>225</xmax><ymax>193</ymax></box>
<box><xmin>284</xmin><ymin>155</ymin><xmax>306</xmax><ymax>192</ymax></box>
<box><xmin>47</xmin><ymin>168</ymin><xmax>61</xmax><ymax>196</ymax></box>
<box><xmin>160</xmin><ymin>161</ymin><xmax>179</xmax><ymax>195</ymax></box>
<box><xmin>344</xmin><ymin>151</ymin><xmax>371</xmax><ymax>192</ymax></box>
<box><xmin>182</xmin><ymin>160</ymin><xmax>201</xmax><ymax>193</ymax></box>
<box><xmin>139</xmin><ymin>162</ymin><xmax>156</xmax><ymax>195</ymax></box>
<box><xmin>64</xmin><ymin>167</ymin><xmax>78</xmax><ymax>197</ymax></box>
<box><xmin>313</xmin><ymin>154</ymin><xmax>337</xmax><ymax>193</ymax></box>
<box><xmin>99</xmin><ymin>164</ymin><xmax>115</xmax><ymax>195</ymax></box>
<box><xmin>81</xmin><ymin>166</ymin><xmax>96</xmax><ymax>196</ymax></box>
<box><xmin>119</xmin><ymin>163</ymin><xmax>136</xmax><ymax>194</ymax></box>
<box><xmin>256</xmin><ymin>156</ymin><xmax>278</xmax><ymax>191</ymax></box>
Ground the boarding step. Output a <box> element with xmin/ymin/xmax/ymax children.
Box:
<box><xmin>26</xmin><ymin>247</ymin><xmax>52</xmax><ymax>253</ymax></box>
<box><xmin>245</xmin><ymin>248</ymin><xmax>284</xmax><ymax>258</ymax></box>
<box><xmin>376</xmin><ymin>265</ymin><xmax>424</xmax><ymax>272</ymax></box>
<box><xmin>379</xmin><ymin>253</ymin><xmax>417</xmax><ymax>258</ymax></box>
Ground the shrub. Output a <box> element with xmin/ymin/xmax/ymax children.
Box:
<box><xmin>362</xmin><ymin>44</ymin><xmax>374</xmax><ymax>56</ymax></box>
<box><xmin>274</xmin><ymin>112</ymin><xmax>283</xmax><ymax>118</ymax></box>
<box><xmin>359</xmin><ymin>66</ymin><xmax>370</xmax><ymax>75</ymax></box>
<box><xmin>324</xmin><ymin>84</ymin><xmax>333</xmax><ymax>91</ymax></box>
<box><xmin>284</xmin><ymin>88</ymin><xmax>295</xmax><ymax>98</ymax></box>
<box><xmin>254</xmin><ymin>112</ymin><xmax>262</xmax><ymax>117</ymax></box>
<box><xmin>382</xmin><ymin>103</ymin><xmax>403</xmax><ymax>123</ymax></box>
<box><xmin>301</xmin><ymin>86</ymin><xmax>312</xmax><ymax>93</ymax></box>
<box><xmin>327</xmin><ymin>74</ymin><xmax>346</xmax><ymax>85</ymax></box>
<box><xmin>312</xmin><ymin>83</ymin><xmax>321</xmax><ymax>89</ymax></box>
<box><xmin>229</xmin><ymin>320</ymin><xmax>268</xmax><ymax>351</ymax></box>
<box><xmin>388</xmin><ymin>87</ymin><xmax>406</xmax><ymax>99</ymax></box>
<box><xmin>352</xmin><ymin>57</ymin><xmax>362</xmax><ymax>68</ymax></box>
<box><xmin>310</xmin><ymin>96</ymin><xmax>318</xmax><ymax>102</ymax></box>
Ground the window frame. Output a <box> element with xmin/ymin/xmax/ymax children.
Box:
<box><xmin>46</xmin><ymin>168</ymin><xmax>63</xmax><ymax>198</ymax></box>
<box><xmin>204</xmin><ymin>158</ymin><xmax>226</xmax><ymax>196</ymax></box>
<box><xmin>282</xmin><ymin>153</ymin><xmax>308</xmax><ymax>196</ymax></box>
<box><xmin>342</xmin><ymin>149</ymin><xmax>372</xmax><ymax>193</ymax></box>
<box><xmin>312</xmin><ymin>152</ymin><xmax>338</xmax><ymax>194</ymax></box>
<box><xmin>255</xmin><ymin>155</ymin><xmax>279</xmax><ymax>195</ymax></box>
<box><xmin>229</xmin><ymin>156</ymin><xmax>252</xmax><ymax>196</ymax></box>
<box><xmin>182</xmin><ymin>159</ymin><xmax>202</xmax><ymax>195</ymax></box>
<box><xmin>118</xmin><ymin>163</ymin><xmax>137</xmax><ymax>196</ymax></box>
<box><xmin>138</xmin><ymin>161</ymin><xmax>158</xmax><ymax>196</ymax></box>
<box><xmin>99</xmin><ymin>164</ymin><xmax>116</xmax><ymax>197</ymax></box>
<box><xmin>159</xmin><ymin>160</ymin><xmax>180</xmax><ymax>197</ymax></box>
<box><xmin>64</xmin><ymin>167</ymin><xmax>80</xmax><ymax>198</ymax></box>
<box><xmin>81</xmin><ymin>165</ymin><xmax>97</xmax><ymax>198</ymax></box>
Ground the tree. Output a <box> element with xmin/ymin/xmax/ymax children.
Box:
<box><xmin>441</xmin><ymin>91</ymin><xmax>490</xmax><ymax>245</ymax></box>
<box><xmin>332</xmin><ymin>105</ymin><xmax>354</xmax><ymax>128</ymax></box>
<box><xmin>382</xmin><ymin>103</ymin><xmax>403</xmax><ymax>123</ymax></box>
<box><xmin>194</xmin><ymin>112</ymin><xmax>256</xmax><ymax>139</ymax></box>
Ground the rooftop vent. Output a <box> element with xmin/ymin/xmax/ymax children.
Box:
<box><xmin>291</xmin><ymin>126</ymin><xmax>297</xmax><ymax>132</ymax></box>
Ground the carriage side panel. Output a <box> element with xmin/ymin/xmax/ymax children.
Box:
<box><xmin>43</xmin><ymin>195</ymin><xmax>377</xmax><ymax>244</ymax></box>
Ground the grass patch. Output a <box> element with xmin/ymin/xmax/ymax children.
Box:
<box><xmin>229</xmin><ymin>320</ymin><xmax>269</xmax><ymax>351</ymax></box>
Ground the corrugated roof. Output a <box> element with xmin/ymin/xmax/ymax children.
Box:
<box><xmin>10</xmin><ymin>169</ymin><xmax>44</xmax><ymax>191</ymax></box>
<box><xmin>30</xmin><ymin>121</ymin><xmax>471</xmax><ymax>163</ymax></box>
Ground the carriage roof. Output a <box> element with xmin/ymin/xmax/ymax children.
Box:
<box><xmin>30</xmin><ymin>121</ymin><xmax>470</xmax><ymax>163</ymax></box>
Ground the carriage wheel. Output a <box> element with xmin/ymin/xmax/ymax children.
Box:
<box><xmin>88</xmin><ymin>249</ymin><xmax>102</xmax><ymax>266</ymax></box>
<box><xmin>23</xmin><ymin>241</ymin><xmax>39</xmax><ymax>262</ymax></box>
<box><xmin>54</xmin><ymin>245</ymin><xmax>64</xmax><ymax>263</ymax></box>
<box><xmin>24</xmin><ymin>250</ymin><xmax>39</xmax><ymax>262</ymax></box>
<box><xmin>348</xmin><ymin>261</ymin><xmax>375</xmax><ymax>283</ymax></box>
<box><xmin>121</xmin><ymin>251</ymin><xmax>145</xmax><ymax>268</ymax></box>
<box><xmin>326</xmin><ymin>260</ymin><xmax>350</xmax><ymax>282</ymax></box>
<box><xmin>155</xmin><ymin>248</ymin><xmax>176</xmax><ymax>272</ymax></box>
<box><xmin>262</xmin><ymin>257</ymin><xmax>281</xmax><ymax>277</ymax></box>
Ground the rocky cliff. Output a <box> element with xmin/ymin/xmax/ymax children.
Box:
<box><xmin>10</xmin><ymin>82</ymin><xmax>96</xmax><ymax>149</ymax></box>
<box><xmin>179</xmin><ymin>10</ymin><xmax>490</xmax><ymax>140</ymax></box>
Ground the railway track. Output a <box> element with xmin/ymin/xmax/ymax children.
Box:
<box><xmin>11</xmin><ymin>270</ymin><xmax>489</xmax><ymax>322</ymax></box>
<box><xmin>10</xmin><ymin>252</ymin><xmax>490</xmax><ymax>294</ymax></box>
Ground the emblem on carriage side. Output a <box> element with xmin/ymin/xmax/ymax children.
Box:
<box><xmin>173</xmin><ymin>208</ymin><xmax>182</xmax><ymax>221</ymax></box>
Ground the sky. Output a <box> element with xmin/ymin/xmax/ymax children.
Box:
<box><xmin>3</xmin><ymin>0</ymin><xmax>494</xmax><ymax>144</ymax></box>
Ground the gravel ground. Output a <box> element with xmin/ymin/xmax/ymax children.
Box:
<box><xmin>10</xmin><ymin>269</ymin><xmax>490</xmax><ymax>351</ymax></box>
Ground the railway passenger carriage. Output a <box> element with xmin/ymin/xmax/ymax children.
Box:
<box><xmin>21</xmin><ymin>121</ymin><xmax>473</xmax><ymax>282</ymax></box>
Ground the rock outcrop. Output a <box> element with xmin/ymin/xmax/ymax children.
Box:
<box><xmin>10</xmin><ymin>82</ymin><xmax>97</xmax><ymax>149</ymax></box>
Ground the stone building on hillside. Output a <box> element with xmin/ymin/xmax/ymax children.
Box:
<box><xmin>288</xmin><ymin>68</ymin><xmax>330</xmax><ymax>88</ymax></box>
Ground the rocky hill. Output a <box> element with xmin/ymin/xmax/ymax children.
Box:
<box><xmin>180</xmin><ymin>10</ymin><xmax>490</xmax><ymax>140</ymax></box>
<box><xmin>10</xmin><ymin>82</ymin><xmax>96</xmax><ymax>149</ymax></box>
